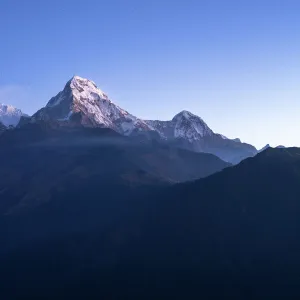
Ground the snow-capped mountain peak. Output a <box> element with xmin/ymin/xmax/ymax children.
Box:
<box><xmin>173</xmin><ymin>110</ymin><xmax>195</xmax><ymax>119</ymax></box>
<box><xmin>0</xmin><ymin>103</ymin><xmax>18</xmax><ymax>114</ymax></box>
<box><xmin>172</xmin><ymin>110</ymin><xmax>207</xmax><ymax>121</ymax></box>
<box><xmin>71</xmin><ymin>76</ymin><xmax>109</xmax><ymax>100</ymax></box>
<box><xmin>47</xmin><ymin>76</ymin><xmax>110</xmax><ymax>109</ymax></box>
<box><xmin>33</xmin><ymin>75</ymin><xmax>153</xmax><ymax>135</ymax></box>
<box><xmin>172</xmin><ymin>110</ymin><xmax>213</xmax><ymax>140</ymax></box>
<box><xmin>0</xmin><ymin>103</ymin><xmax>26</xmax><ymax>127</ymax></box>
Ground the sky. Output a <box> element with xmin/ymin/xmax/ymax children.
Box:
<box><xmin>0</xmin><ymin>0</ymin><xmax>299</xmax><ymax>149</ymax></box>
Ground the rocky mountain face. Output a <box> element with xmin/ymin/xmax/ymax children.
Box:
<box><xmin>21</xmin><ymin>76</ymin><xmax>257</xmax><ymax>164</ymax></box>
<box><xmin>0</xmin><ymin>103</ymin><xmax>27</xmax><ymax>127</ymax></box>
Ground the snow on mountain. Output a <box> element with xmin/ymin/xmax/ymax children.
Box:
<box><xmin>173</xmin><ymin>110</ymin><xmax>213</xmax><ymax>140</ymax></box>
<box><xmin>32</xmin><ymin>76</ymin><xmax>153</xmax><ymax>135</ymax></box>
<box><xmin>146</xmin><ymin>110</ymin><xmax>213</xmax><ymax>142</ymax></box>
<box><xmin>0</xmin><ymin>103</ymin><xmax>27</xmax><ymax>127</ymax></box>
<box><xmin>146</xmin><ymin>112</ymin><xmax>257</xmax><ymax>164</ymax></box>
<box><xmin>146</xmin><ymin>112</ymin><xmax>243</xmax><ymax>145</ymax></box>
<box><xmin>26</xmin><ymin>75</ymin><xmax>257</xmax><ymax>163</ymax></box>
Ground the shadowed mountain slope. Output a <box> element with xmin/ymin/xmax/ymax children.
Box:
<box><xmin>1</xmin><ymin>147</ymin><xmax>300</xmax><ymax>299</ymax></box>
<box><xmin>0</xmin><ymin>122</ymin><xmax>230</xmax><ymax>215</ymax></box>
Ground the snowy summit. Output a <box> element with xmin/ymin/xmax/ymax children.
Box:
<box><xmin>33</xmin><ymin>75</ymin><xmax>153</xmax><ymax>135</ymax></box>
<box><xmin>0</xmin><ymin>103</ymin><xmax>26</xmax><ymax>127</ymax></box>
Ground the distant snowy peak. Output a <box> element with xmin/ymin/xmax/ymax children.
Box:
<box><xmin>172</xmin><ymin>110</ymin><xmax>213</xmax><ymax>140</ymax></box>
<box><xmin>172</xmin><ymin>110</ymin><xmax>204</xmax><ymax>122</ymax></box>
<box><xmin>146</xmin><ymin>110</ymin><xmax>213</xmax><ymax>142</ymax></box>
<box><xmin>147</xmin><ymin>110</ymin><xmax>257</xmax><ymax>163</ymax></box>
<box><xmin>33</xmin><ymin>76</ymin><xmax>153</xmax><ymax>135</ymax></box>
<box><xmin>0</xmin><ymin>103</ymin><xmax>27</xmax><ymax>127</ymax></box>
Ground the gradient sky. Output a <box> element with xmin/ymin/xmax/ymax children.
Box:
<box><xmin>1</xmin><ymin>0</ymin><xmax>299</xmax><ymax>148</ymax></box>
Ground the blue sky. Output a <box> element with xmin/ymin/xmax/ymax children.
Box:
<box><xmin>1</xmin><ymin>0</ymin><xmax>299</xmax><ymax>148</ymax></box>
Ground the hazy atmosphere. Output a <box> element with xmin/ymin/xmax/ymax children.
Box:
<box><xmin>1</xmin><ymin>0</ymin><xmax>299</xmax><ymax>147</ymax></box>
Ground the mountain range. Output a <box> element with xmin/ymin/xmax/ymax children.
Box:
<box><xmin>2</xmin><ymin>146</ymin><xmax>300</xmax><ymax>299</ymax></box>
<box><xmin>6</xmin><ymin>75</ymin><xmax>292</xmax><ymax>164</ymax></box>
<box><xmin>13</xmin><ymin>76</ymin><xmax>257</xmax><ymax>164</ymax></box>
<box><xmin>1</xmin><ymin>76</ymin><xmax>297</xmax><ymax>299</ymax></box>
<box><xmin>5</xmin><ymin>76</ymin><xmax>292</xmax><ymax>164</ymax></box>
